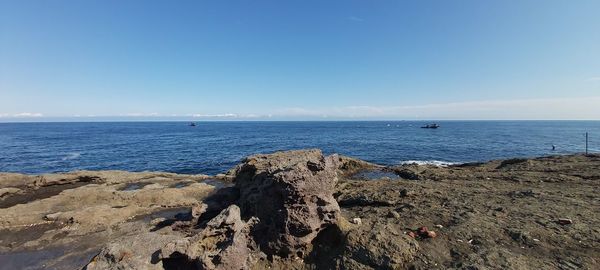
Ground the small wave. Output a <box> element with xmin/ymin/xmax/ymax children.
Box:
<box><xmin>62</xmin><ymin>152</ymin><xmax>81</xmax><ymax>161</ymax></box>
<box><xmin>399</xmin><ymin>160</ymin><xmax>458</xmax><ymax>167</ymax></box>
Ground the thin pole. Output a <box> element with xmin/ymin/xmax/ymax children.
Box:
<box><xmin>586</xmin><ymin>132</ymin><xmax>588</xmax><ymax>155</ymax></box>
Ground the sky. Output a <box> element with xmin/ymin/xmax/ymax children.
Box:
<box><xmin>1</xmin><ymin>0</ymin><xmax>600</xmax><ymax>121</ymax></box>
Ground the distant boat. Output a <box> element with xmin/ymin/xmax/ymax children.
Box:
<box><xmin>421</xmin><ymin>123</ymin><xmax>440</xmax><ymax>129</ymax></box>
<box><xmin>189</xmin><ymin>122</ymin><xmax>196</xmax><ymax>127</ymax></box>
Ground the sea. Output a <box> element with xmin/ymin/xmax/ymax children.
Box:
<box><xmin>0</xmin><ymin>121</ymin><xmax>598</xmax><ymax>175</ymax></box>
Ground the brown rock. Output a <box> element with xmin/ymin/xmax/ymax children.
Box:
<box><xmin>191</xmin><ymin>203</ymin><xmax>207</xmax><ymax>219</ymax></box>
<box><xmin>233</xmin><ymin>149</ymin><xmax>341</xmax><ymax>258</ymax></box>
<box><xmin>160</xmin><ymin>205</ymin><xmax>259</xmax><ymax>270</ymax></box>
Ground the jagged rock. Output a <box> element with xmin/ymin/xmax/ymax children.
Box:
<box><xmin>233</xmin><ymin>149</ymin><xmax>341</xmax><ymax>258</ymax></box>
<box><xmin>160</xmin><ymin>205</ymin><xmax>260</xmax><ymax>270</ymax></box>
<box><xmin>191</xmin><ymin>203</ymin><xmax>208</xmax><ymax>219</ymax></box>
<box><xmin>159</xmin><ymin>149</ymin><xmax>343</xmax><ymax>269</ymax></box>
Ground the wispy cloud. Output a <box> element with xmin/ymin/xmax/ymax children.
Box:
<box><xmin>3</xmin><ymin>97</ymin><xmax>600</xmax><ymax>120</ymax></box>
<box><xmin>0</xmin><ymin>112</ymin><xmax>44</xmax><ymax>118</ymax></box>
<box><xmin>275</xmin><ymin>96</ymin><xmax>600</xmax><ymax>120</ymax></box>
<box><xmin>586</xmin><ymin>77</ymin><xmax>600</xmax><ymax>82</ymax></box>
<box><xmin>191</xmin><ymin>113</ymin><xmax>238</xmax><ymax>118</ymax></box>
<box><xmin>190</xmin><ymin>113</ymin><xmax>262</xmax><ymax>119</ymax></box>
<box><xmin>119</xmin><ymin>112</ymin><xmax>159</xmax><ymax>117</ymax></box>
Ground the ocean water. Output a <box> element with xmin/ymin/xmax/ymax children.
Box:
<box><xmin>0</xmin><ymin>121</ymin><xmax>598</xmax><ymax>175</ymax></box>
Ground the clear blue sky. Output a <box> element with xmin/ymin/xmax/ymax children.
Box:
<box><xmin>1</xmin><ymin>0</ymin><xmax>599</xmax><ymax>121</ymax></box>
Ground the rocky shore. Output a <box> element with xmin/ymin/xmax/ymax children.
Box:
<box><xmin>1</xmin><ymin>150</ymin><xmax>599</xmax><ymax>269</ymax></box>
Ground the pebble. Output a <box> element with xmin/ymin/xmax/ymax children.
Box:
<box><xmin>351</xmin><ymin>217</ymin><xmax>362</xmax><ymax>225</ymax></box>
<box><xmin>389</xmin><ymin>210</ymin><xmax>401</xmax><ymax>219</ymax></box>
<box><xmin>43</xmin><ymin>212</ymin><xmax>62</xmax><ymax>221</ymax></box>
<box><xmin>557</xmin><ymin>218</ymin><xmax>573</xmax><ymax>225</ymax></box>
<box><xmin>434</xmin><ymin>224</ymin><xmax>444</xmax><ymax>228</ymax></box>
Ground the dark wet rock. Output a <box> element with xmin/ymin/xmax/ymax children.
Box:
<box><xmin>33</xmin><ymin>175</ymin><xmax>104</xmax><ymax>187</ymax></box>
<box><xmin>452</xmin><ymin>162</ymin><xmax>485</xmax><ymax>168</ymax></box>
<box><xmin>337</xmin><ymin>193</ymin><xmax>395</xmax><ymax>207</ymax></box>
<box><xmin>394</xmin><ymin>167</ymin><xmax>421</xmax><ymax>180</ymax></box>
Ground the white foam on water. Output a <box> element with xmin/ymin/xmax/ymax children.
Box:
<box><xmin>398</xmin><ymin>160</ymin><xmax>458</xmax><ymax>167</ymax></box>
<box><xmin>62</xmin><ymin>152</ymin><xmax>81</xmax><ymax>161</ymax></box>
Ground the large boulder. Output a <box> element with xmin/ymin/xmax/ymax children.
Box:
<box><xmin>159</xmin><ymin>149</ymin><xmax>343</xmax><ymax>269</ymax></box>
<box><xmin>233</xmin><ymin>149</ymin><xmax>341</xmax><ymax>258</ymax></box>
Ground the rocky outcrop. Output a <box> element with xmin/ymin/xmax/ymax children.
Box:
<box><xmin>233</xmin><ymin>149</ymin><xmax>341</xmax><ymax>258</ymax></box>
<box><xmin>159</xmin><ymin>149</ymin><xmax>343</xmax><ymax>268</ymax></box>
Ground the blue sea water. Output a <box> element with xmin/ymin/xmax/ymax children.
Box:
<box><xmin>0</xmin><ymin>121</ymin><xmax>598</xmax><ymax>175</ymax></box>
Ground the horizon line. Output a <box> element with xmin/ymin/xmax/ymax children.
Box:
<box><xmin>2</xmin><ymin>118</ymin><xmax>600</xmax><ymax>124</ymax></box>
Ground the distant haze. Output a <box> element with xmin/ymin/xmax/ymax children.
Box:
<box><xmin>1</xmin><ymin>1</ymin><xmax>600</xmax><ymax>121</ymax></box>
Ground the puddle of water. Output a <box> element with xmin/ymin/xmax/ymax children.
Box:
<box><xmin>201</xmin><ymin>179</ymin><xmax>231</xmax><ymax>189</ymax></box>
<box><xmin>0</xmin><ymin>242</ymin><xmax>100</xmax><ymax>270</ymax></box>
<box><xmin>118</xmin><ymin>182</ymin><xmax>152</xmax><ymax>191</ymax></box>
<box><xmin>168</xmin><ymin>181</ymin><xmax>193</xmax><ymax>189</ymax></box>
<box><xmin>350</xmin><ymin>169</ymin><xmax>400</xmax><ymax>180</ymax></box>
<box><xmin>0</xmin><ymin>248</ymin><xmax>66</xmax><ymax>270</ymax></box>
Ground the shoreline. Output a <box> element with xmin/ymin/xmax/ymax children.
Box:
<box><xmin>0</xmin><ymin>152</ymin><xmax>594</xmax><ymax>177</ymax></box>
<box><xmin>1</xmin><ymin>151</ymin><xmax>599</xmax><ymax>269</ymax></box>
